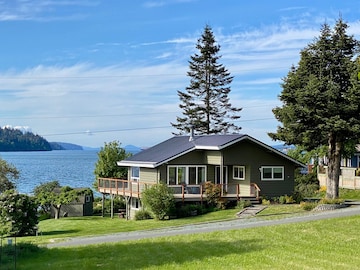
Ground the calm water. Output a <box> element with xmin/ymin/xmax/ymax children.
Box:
<box><xmin>0</xmin><ymin>150</ymin><xmax>99</xmax><ymax>195</ymax></box>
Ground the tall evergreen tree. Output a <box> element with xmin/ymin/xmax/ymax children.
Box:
<box><xmin>269</xmin><ymin>18</ymin><xmax>360</xmax><ymax>199</ymax></box>
<box><xmin>172</xmin><ymin>25</ymin><xmax>242</xmax><ymax>135</ymax></box>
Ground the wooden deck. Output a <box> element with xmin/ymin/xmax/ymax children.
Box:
<box><xmin>97</xmin><ymin>178</ymin><xmax>261</xmax><ymax>202</ymax></box>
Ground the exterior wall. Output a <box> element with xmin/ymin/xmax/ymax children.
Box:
<box><xmin>140</xmin><ymin>168</ymin><xmax>158</xmax><ymax>183</ymax></box>
<box><xmin>223</xmin><ymin>140</ymin><xmax>296</xmax><ymax>198</ymax></box>
<box><xmin>205</xmin><ymin>151</ymin><xmax>221</xmax><ymax>164</ymax></box>
<box><xmin>51</xmin><ymin>198</ymin><xmax>93</xmax><ymax>218</ymax></box>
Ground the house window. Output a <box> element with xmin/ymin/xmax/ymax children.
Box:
<box><xmin>131</xmin><ymin>167</ymin><xmax>140</xmax><ymax>181</ymax></box>
<box><xmin>261</xmin><ymin>166</ymin><xmax>284</xmax><ymax>181</ymax></box>
<box><xmin>85</xmin><ymin>195</ymin><xmax>91</xmax><ymax>203</ymax></box>
<box><xmin>131</xmin><ymin>197</ymin><xmax>141</xmax><ymax>209</ymax></box>
<box><xmin>215</xmin><ymin>166</ymin><xmax>228</xmax><ymax>184</ymax></box>
<box><xmin>167</xmin><ymin>166</ymin><xmax>206</xmax><ymax>185</ymax></box>
<box><xmin>233</xmin><ymin>166</ymin><xmax>245</xmax><ymax>180</ymax></box>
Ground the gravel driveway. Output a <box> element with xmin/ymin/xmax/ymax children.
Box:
<box><xmin>47</xmin><ymin>205</ymin><xmax>360</xmax><ymax>248</ymax></box>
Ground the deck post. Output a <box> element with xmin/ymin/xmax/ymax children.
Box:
<box><xmin>110</xmin><ymin>193</ymin><xmax>114</xmax><ymax>219</ymax></box>
<box><xmin>101</xmin><ymin>193</ymin><xmax>105</xmax><ymax>217</ymax></box>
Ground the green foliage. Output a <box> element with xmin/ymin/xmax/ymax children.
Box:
<box><xmin>172</xmin><ymin>25</ymin><xmax>242</xmax><ymax>135</ymax></box>
<box><xmin>319</xmin><ymin>198</ymin><xmax>345</xmax><ymax>204</ymax></box>
<box><xmin>293</xmin><ymin>172</ymin><xmax>320</xmax><ymax>202</ymax></box>
<box><xmin>269</xmin><ymin>18</ymin><xmax>360</xmax><ymax>199</ymax></box>
<box><xmin>237</xmin><ymin>200</ymin><xmax>252</xmax><ymax>209</ymax></box>
<box><xmin>300</xmin><ymin>201</ymin><xmax>318</xmax><ymax>211</ymax></box>
<box><xmin>34</xmin><ymin>184</ymin><xmax>86</xmax><ymax>219</ymax></box>
<box><xmin>93</xmin><ymin>141</ymin><xmax>130</xmax><ymax>188</ymax></box>
<box><xmin>204</xmin><ymin>181</ymin><xmax>222</xmax><ymax>207</ymax></box>
<box><xmin>0</xmin><ymin>127</ymin><xmax>51</xmax><ymax>151</ymax></box>
<box><xmin>0</xmin><ymin>158</ymin><xmax>19</xmax><ymax>193</ymax></box>
<box><xmin>134</xmin><ymin>209</ymin><xmax>152</xmax><ymax>220</ymax></box>
<box><xmin>261</xmin><ymin>198</ymin><xmax>271</xmax><ymax>205</ymax></box>
<box><xmin>0</xmin><ymin>190</ymin><xmax>38</xmax><ymax>237</ymax></box>
<box><xmin>141</xmin><ymin>183</ymin><xmax>175</xmax><ymax>220</ymax></box>
<box><xmin>93</xmin><ymin>195</ymin><xmax>125</xmax><ymax>215</ymax></box>
<box><xmin>32</xmin><ymin>180</ymin><xmax>61</xmax><ymax>214</ymax></box>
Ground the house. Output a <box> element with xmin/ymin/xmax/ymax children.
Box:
<box><xmin>50</xmin><ymin>188</ymin><xmax>94</xmax><ymax>218</ymax></box>
<box><xmin>97</xmin><ymin>134</ymin><xmax>304</xmax><ymax>218</ymax></box>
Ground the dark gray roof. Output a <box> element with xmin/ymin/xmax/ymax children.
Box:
<box><xmin>117</xmin><ymin>134</ymin><xmax>304</xmax><ymax>168</ymax></box>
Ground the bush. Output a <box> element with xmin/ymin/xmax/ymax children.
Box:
<box><xmin>237</xmin><ymin>200</ymin><xmax>252</xmax><ymax>209</ymax></box>
<box><xmin>294</xmin><ymin>172</ymin><xmax>320</xmax><ymax>201</ymax></box>
<box><xmin>204</xmin><ymin>181</ymin><xmax>222</xmax><ymax>208</ymax></box>
<box><xmin>141</xmin><ymin>183</ymin><xmax>175</xmax><ymax>220</ymax></box>
<box><xmin>134</xmin><ymin>209</ymin><xmax>152</xmax><ymax>220</ymax></box>
<box><xmin>300</xmin><ymin>201</ymin><xmax>317</xmax><ymax>211</ymax></box>
<box><xmin>262</xmin><ymin>198</ymin><xmax>271</xmax><ymax>205</ymax></box>
<box><xmin>0</xmin><ymin>190</ymin><xmax>38</xmax><ymax>237</ymax></box>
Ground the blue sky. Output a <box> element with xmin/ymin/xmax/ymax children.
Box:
<box><xmin>1</xmin><ymin>0</ymin><xmax>360</xmax><ymax>148</ymax></box>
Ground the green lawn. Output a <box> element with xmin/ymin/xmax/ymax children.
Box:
<box><xmin>5</xmin><ymin>214</ymin><xmax>360</xmax><ymax>270</ymax></box>
<box><xmin>19</xmin><ymin>207</ymin><xmax>243</xmax><ymax>245</ymax></box>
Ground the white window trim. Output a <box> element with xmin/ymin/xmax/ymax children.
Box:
<box><xmin>131</xmin><ymin>197</ymin><xmax>141</xmax><ymax>209</ymax></box>
<box><xmin>167</xmin><ymin>165</ymin><xmax>207</xmax><ymax>185</ymax></box>
<box><xmin>131</xmin><ymin>166</ymin><xmax>140</xmax><ymax>181</ymax></box>
<box><xmin>261</xmin><ymin>166</ymin><xmax>284</xmax><ymax>181</ymax></box>
<box><xmin>233</xmin><ymin>166</ymin><xmax>245</xmax><ymax>180</ymax></box>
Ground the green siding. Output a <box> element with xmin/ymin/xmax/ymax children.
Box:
<box><xmin>223</xmin><ymin>140</ymin><xmax>295</xmax><ymax>197</ymax></box>
<box><xmin>140</xmin><ymin>168</ymin><xmax>158</xmax><ymax>183</ymax></box>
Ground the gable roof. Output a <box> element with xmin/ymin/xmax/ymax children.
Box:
<box><xmin>117</xmin><ymin>134</ymin><xmax>305</xmax><ymax>168</ymax></box>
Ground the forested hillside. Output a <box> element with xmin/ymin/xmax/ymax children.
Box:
<box><xmin>0</xmin><ymin>127</ymin><xmax>52</xmax><ymax>151</ymax></box>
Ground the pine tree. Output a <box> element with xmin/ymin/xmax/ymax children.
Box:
<box><xmin>269</xmin><ymin>18</ymin><xmax>360</xmax><ymax>199</ymax></box>
<box><xmin>172</xmin><ymin>25</ymin><xmax>241</xmax><ymax>135</ymax></box>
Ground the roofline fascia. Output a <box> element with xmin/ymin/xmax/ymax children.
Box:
<box><xmin>117</xmin><ymin>161</ymin><xmax>157</xmax><ymax>168</ymax></box>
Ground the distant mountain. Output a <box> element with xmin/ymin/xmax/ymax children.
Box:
<box><xmin>50</xmin><ymin>142</ymin><xmax>83</xmax><ymax>150</ymax></box>
<box><xmin>124</xmin><ymin>145</ymin><xmax>142</xmax><ymax>154</ymax></box>
<box><xmin>272</xmin><ymin>144</ymin><xmax>295</xmax><ymax>154</ymax></box>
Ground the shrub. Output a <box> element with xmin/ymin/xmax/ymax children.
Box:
<box><xmin>300</xmin><ymin>201</ymin><xmax>317</xmax><ymax>211</ymax></box>
<box><xmin>237</xmin><ymin>200</ymin><xmax>252</xmax><ymax>209</ymax></box>
<box><xmin>262</xmin><ymin>198</ymin><xmax>271</xmax><ymax>205</ymax></box>
<box><xmin>141</xmin><ymin>183</ymin><xmax>175</xmax><ymax>220</ymax></box>
<box><xmin>279</xmin><ymin>196</ymin><xmax>286</xmax><ymax>204</ymax></box>
<box><xmin>204</xmin><ymin>181</ymin><xmax>222</xmax><ymax>207</ymax></box>
<box><xmin>134</xmin><ymin>209</ymin><xmax>152</xmax><ymax>220</ymax></box>
<box><xmin>0</xmin><ymin>190</ymin><xmax>38</xmax><ymax>237</ymax></box>
<box><xmin>294</xmin><ymin>172</ymin><xmax>320</xmax><ymax>200</ymax></box>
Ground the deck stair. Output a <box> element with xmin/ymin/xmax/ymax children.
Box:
<box><xmin>236</xmin><ymin>205</ymin><xmax>267</xmax><ymax>218</ymax></box>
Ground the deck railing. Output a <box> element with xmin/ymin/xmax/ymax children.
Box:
<box><xmin>98</xmin><ymin>178</ymin><xmax>261</xmax><ymax>201</ymax></box>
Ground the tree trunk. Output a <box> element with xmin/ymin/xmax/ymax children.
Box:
<box><xmin>326</xmin><ymin>134</ymin><xmax>341</xmax><ymax>199</ymax></box>
<box><xmin>54</xmin><ymin>205</ymin><xmax>61</xmax><ymax>219</ymax></box>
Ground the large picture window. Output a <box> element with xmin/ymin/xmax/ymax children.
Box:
<box><xmin>233</xmin><ymin>166</ymin><xmax>245</xmax><ymax>180</ymax></box>
<box><xmin>261</xmin><ymin>166</ymin><xmax>284</xmax><ymax>181</ymax></box>
<box><xmin>167</xmin><ymin>166</ymin><xmax>206</xmax><ymax>185</ymax></box>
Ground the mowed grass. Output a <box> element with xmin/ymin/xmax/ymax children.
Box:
<box><xmin>19</xmin><ymin>208</ymin><xmax>244</xmax><ymax>245</ymax></box>
<box><xmin>9</xmin><ymin>214</ymin><xmax>360</xmax><ymax>270</ymax></box>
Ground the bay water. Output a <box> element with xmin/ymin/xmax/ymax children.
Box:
<box><xmin>0</xmin><ymin>150</ymin><xmax>99</xmax><ymax>195</ymax></box>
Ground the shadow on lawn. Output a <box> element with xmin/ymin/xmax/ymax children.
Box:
<box><xmin>40</xmin><ymin>229</ymin><xmax>80</xmax><ymax>236</ymax></box>
<box><xmin>17</xmin><ymin>238</ymin><xmax>264</xmax><ymax>269</ymax></box>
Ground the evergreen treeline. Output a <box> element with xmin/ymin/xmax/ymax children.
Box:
<box><xmin>0</xmin><ymin>127</ymin><xmax>52</xmax><ymax>151</ymax></box>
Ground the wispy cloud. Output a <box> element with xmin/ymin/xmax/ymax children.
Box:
<box><xmin>0</xmin><ymin>0</ymin><xmax>98</xmax><ymax>21</ymax></box>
